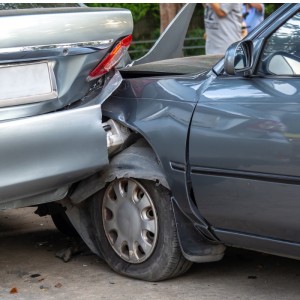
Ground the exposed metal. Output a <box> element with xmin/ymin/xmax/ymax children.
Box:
<box><xmin>104</xmin><ymin>119</ymin><xmax>131</xmax><ymax>155</ymax></box>
<box><xmin>102</xmin><ymin>178</ymin><xmax>158</xmax><ymax>264</ymax></box>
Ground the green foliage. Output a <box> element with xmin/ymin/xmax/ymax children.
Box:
<box><xmin>265</xmin><ymin>3</ymin><xmax>283</xmax><ymax>17</ymax></box>
<box><xmin>86</xmin><ymin>3</ymin><xmax>282</xmax><ymax>27</ymax></box>
<box><xmin>86</xmin><ymin>3</ymin><xmax>160</xmax><ymax>60</ymax></box>
<box><xmin>86</xmin><ymin>3</ymin><xmax>159</xmax><ymax>23</ymax></box>
<box><xmin>184</xmin><ymin>28</ymin><xmax>206</xmax><ymax>56</ymax></box>
<box><xmin>86</xmin><ymin>3</ymin><xmax>283</xmax><ymax>60</ymax></box>
<box><xmin>129</xmin><ymin>43</ymin><xmax>151</xmax><ymax>60</ymax></box>
<box><xmin>128</xmin><ymin>28</ymin><xmax>206</xmax><ymax>60</ymax></box>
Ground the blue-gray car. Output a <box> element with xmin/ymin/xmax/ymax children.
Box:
<box><xmin>1</xmin><ymin>3</ymin><xmax>300</xmax><ymax>281</ymax></box>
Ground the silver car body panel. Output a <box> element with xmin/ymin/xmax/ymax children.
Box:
<box><xmin>0</xmin><ymin>7</ymin><xmax>133</xmax><ymax>209</ymax></box>
<box><xmin>0</xmin><ymin>68</ymin><xmax>124</xmax><ymax>210</ymax></box>
<box><xmin>0</xmin><ymin>7</ymin><xmax>133</xmax><ymax>120</ymax></box>
<box><xmin>0</xmin><ymin>104</ymin><xmax>108</xmax><ymax>209</ymax></box>
<box><xmin>0</xmin><ymin>8</ymin><xmax>132</xmax><ymax>49</ymax></box>
<box><xmin>0</xmin><ymin>39</ymin><xmax>114</xmax><ymax>55</ymax></box>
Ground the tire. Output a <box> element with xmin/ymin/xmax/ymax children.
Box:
<box><xmin>51</xmin><ymin>211</ymin><xmax>78</xmax><ymax>237</ymax></box>
<box><xmin>91</xmin><ymin>178</ymin><xmax>192</xmax><ymax>281</ymax></box>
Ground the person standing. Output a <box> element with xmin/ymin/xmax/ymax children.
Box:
<box><xmin>204</xmin><ymin>3</ymin><xmax>243</xmax><ymax>55</ymax></box>
<box><xmin>243</xmin><ymin>3</ymin><xmax>264</xmax><ymax>34</ymax></box>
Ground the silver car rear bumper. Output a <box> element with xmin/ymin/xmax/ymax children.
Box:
<box><xmin>0</xmin><ymin>104</ymin><xmax>108</xmax><ymax>209</ymax></box>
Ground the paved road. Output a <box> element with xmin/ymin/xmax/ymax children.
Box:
<box><xmin>0</xmin><ymin>207</ymin><xmax>299</xmax><ymax>300</ymax></box>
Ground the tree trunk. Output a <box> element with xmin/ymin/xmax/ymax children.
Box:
<box><xmin>160</xmin><ymin>3</ymin><xmax>184</xmax><ymax>33</ymax></box>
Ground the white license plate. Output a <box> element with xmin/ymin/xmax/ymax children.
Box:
<box><xmin>0</xmin><ymin>62</ymin><xmax>57</xmax><ymax>107</ymax></box>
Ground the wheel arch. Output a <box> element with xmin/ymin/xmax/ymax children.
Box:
<box><xmin>60</xmin><ymin>137</ymin><xmax>171</xmax><ymax>259</ymax></box>
<box><xmin>69</xmin><ymin>138</ymin><xmax>169</xmax><ymax>206</ymax></box>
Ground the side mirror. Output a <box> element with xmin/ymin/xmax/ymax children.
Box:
<box><xmin>224</xmin><ymin>40</ymin><xmax>254</xmax><ymax>76</ymax></box>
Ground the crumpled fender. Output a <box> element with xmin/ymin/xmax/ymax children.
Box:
<box><xmin>62</xmin><ymin>139</ymin><xmax>225</xmax><ymax>261</ymax></box>
<box><xmin>69</xmin><ymin>139</ymin><xmax>169</xmax><ymax>205</ymax></box>
<box><xmin>61</xmin><ymin>139</ymin><xmax>169</xmax><ymax>257</ymax></box>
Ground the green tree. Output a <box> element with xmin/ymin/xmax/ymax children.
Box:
<box><xmin>86</xmin><ymin>3</ymin><xmax>159</xmax><ymax>23</ymax></box>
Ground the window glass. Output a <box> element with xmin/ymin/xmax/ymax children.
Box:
<box><xmin>259</xmin><ymin>12</ymin><xmax>300</xmax><ymax>75</ymax></box>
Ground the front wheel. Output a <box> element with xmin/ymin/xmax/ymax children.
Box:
<box><xmin>91</xmin><ymin>178</ymin><xmax>192</xmax><ymax>281</ymax></box>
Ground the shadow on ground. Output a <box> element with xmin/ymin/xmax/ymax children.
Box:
<box><xmin>0</xmin><ymin>207</ymin><xmax>299</xmax><ymax>300</ymax></box>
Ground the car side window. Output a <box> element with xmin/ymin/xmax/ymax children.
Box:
<box><xmin>258</xmin><ymin>12</ymin><xmax>300</xmax><ymax>76</ymax></box>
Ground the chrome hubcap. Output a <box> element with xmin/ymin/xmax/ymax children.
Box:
<box><xmin>102</xmin><ymin>178</ymin><xmax>158</xmax><ymax>264</ymax></box>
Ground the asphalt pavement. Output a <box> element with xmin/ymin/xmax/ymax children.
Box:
<box><xmin>0</xmin><ymin>207</ymin><xmax>299</xmax><ymax>300</ymax></box>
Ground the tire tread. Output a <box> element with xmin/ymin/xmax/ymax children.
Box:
<box><xmin>151</xmin><ymin>187</ymin><xmax>192</xmax><ymax>281</ymax></box>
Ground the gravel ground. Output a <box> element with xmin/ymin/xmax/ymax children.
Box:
<box><xmin>0</xmin><ymin>207</ymin><xmax>299</xmax><ymax>300</ymax></box>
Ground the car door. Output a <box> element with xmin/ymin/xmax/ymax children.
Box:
<box><xmin>189</xmin><ymin>5</ymin><xmax>300</xmax><ymax>249</ymax></box>
<box><xmin>0</xmin><ymin>7</ymin><xmax>133</xmax><ymax>208</ymax></box>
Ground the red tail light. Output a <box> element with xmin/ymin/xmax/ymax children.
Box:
<box><xmin>87</xmin><ymin>34</ymin><xmax>132</xmax><ymax>81</ymax></box>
